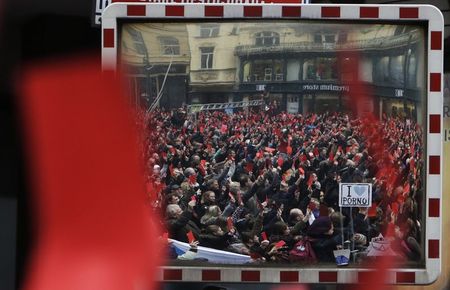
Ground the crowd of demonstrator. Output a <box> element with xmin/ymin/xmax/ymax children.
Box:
<box><xmin>140</xmin><ymin>107</ymin><xmax>424</xmax><ymax>263</ymax></box>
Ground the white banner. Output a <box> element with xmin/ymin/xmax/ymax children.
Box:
<box><xmin>169</xmin><ymin>239</ymin><xmax>253</xmax><ymax>264</ymax></box>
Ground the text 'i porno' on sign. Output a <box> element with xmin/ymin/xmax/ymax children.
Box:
<box><xmin>339</xmin><ymin>183</ymin><xmax>372</xmax><ymax>208</ymax></box>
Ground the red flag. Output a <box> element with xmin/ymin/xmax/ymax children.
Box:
<box><xmin>21</xmin><ymin>58</ymin><xmax>161</xmax><ymax>290</ymax></box>
<box><xmin>189</xmin><ymin>174</ymin><xmax>197</xmax><ymax>184</ymax></box>
<box><xmin>299</xmin><ymin>167</ymin><xmax>305</xmax><ymax>176</ymax></box>
<box><xmin>307</xmin><ymin>174</ymin><xmax>314</xmax><ymax>188</ymax></box>
<box><xmin>391</xmin><ymin>203</ymin><xmax>399</xmax><ymax>214</ymax></box>
<box><xmin>368</xmin><ymin>202</ymin><xmax>377</xmax><ymax>217</ymax></box>
<box><xmin>275</xmin><ymin>128</ymin><xmax>282</xmax><ymax>137</ymax></box>
<box><xmin>319</xmin><ymin>205</ymin><xmax>328</xmax><ymax>216</ymax></box>
<box><xmin>409</xmin><ymin>158</ymin><xmax>416</xmax><ymax>171</ymax></box>
<box><xmin>227</xmin><ymin>217</ymin><xmax>233</xmax><ymax>231</ymax></box>
<box><xmin>245</xmin><ymin>162</ymin><xmax>254</xmax><ymax>173</ymax></box>
<box><xmin>328</xmin><ymin>151</ymin><xmax>334</xmax><ymax>162</ymax></box>
<box><xmin>313</xmin><ymin>147</ymin><xmax>319</xmax><ymax>157</ymax></box>
<box><xmin>261</xmin><ymin>232</ymin><xmax>268</xmax><ymax>241</ymax></box>
<box><xmin>403</xmin><ymin>182</ymin><xmax>410</xmax><ymax>195</ymax></box>
<box><xmin>187</xmin><ymin>231</ymin><xmax>195</xmax><ymax>243</ymax></box>
<box><xmin>277</xmin><ymin>156</ymin><xmax>284</xmax><ymax>167</ymax></box>
<box><xmin>265</xmin><ymin>147</ymin><xmax>275</xmax><ymax>154</ymax></box>
<box><xmin>275</xmin><ymin>240</ymin><xmax>286</xmax><ymax>248</ymax></box>
<box><xmin>221</xmin><ymin>124</ymin><xmax>228</xmax><ymax>134</ymax></box>
<box><xmin>286</xmin><ymin>146</ymin><xmax>292</xmax><ymax>155</ymax></box>
<box><xmin>169</xmin><ymin>164</ymin><xmax>174</xmax><ymax>176</ymax></box>
<box><xmin>199</xmin><ymin>160</ymin><xmax>207</xmax><ymax>176</ymax></box>
<box><xmin>256</xmin><ymin>150</ymin><xmax>263</xmax><ymax>159</ymax></box>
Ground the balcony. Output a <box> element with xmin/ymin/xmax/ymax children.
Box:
<box><xmin>190</xmin><ymin>68</ymin><xmax>236</xmax><ymax>85</ymax></box>
<box><xmin>235</xmin><ymin>31</ymin><xmax>421</xmax><ymax>56</ymax></box>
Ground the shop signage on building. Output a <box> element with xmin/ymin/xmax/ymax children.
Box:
<box><xmin>302</xmin><ymin>83</ymin><xmax>350</xmax><ymax>92</ymax></box>
<box><xmin>395</xmin><ymin>88</ymin><xmax>404</xmax><ymax>97</ymax></box>
<box><xmin>256</xmin><ymin>84</ymin><xmax>266</xmax><ymax>92</ymax></box>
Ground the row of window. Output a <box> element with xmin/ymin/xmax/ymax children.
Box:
<box><xmin>199</xmin><ymin>24</ymin><xmax>349</xmax><ymax>46</ymax></box>
<box><xmin>126</xmin><ymin>27</ymin><xmax>349</xmax><ymax>57</ymax></box>
<box><xmin>125</xmin><ymin>27</ymin><xmax>419</xmax><ymax>82</ymax></box>
<box><xmin>241</xmin><ymin>55</ymin><xmax>418</xmax><ymax>86</ymax></box>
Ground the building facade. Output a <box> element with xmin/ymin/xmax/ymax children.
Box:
<box><xmin>121</xmin><ymin>23</ymin><xmax>191</xmax><ymax>109</ymax></box>
<box><xmin>121</xmin><ymin>22</ymin><xmax>425</xmax><ymax>120</ymax></box>
<box><xmin>186</xmin><ymin>23</ymin><xmax>239</xmax><ymax>104</ymax></box>
<box><xmin>233</xmin><ymin>22</ymin><xmax>425</xmax><ymax>120</ymax></box>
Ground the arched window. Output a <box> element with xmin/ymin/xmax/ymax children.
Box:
<box><xmin>255</xmin><ymin>31</ymin><xmax>279</xmax><ymax>46</ymax></box>
<box><xmin>159</xmin><ymin>37</ymin><xmax>180</xmax><ymax>55</ymax></box>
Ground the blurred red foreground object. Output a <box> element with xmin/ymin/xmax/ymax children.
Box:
<box><xmin>20</xmin><ymin>57</ymin><xmax>161</xmax><ymax>290</ymax></box>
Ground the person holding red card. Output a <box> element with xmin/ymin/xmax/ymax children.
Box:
<box><xmin>306</xmin><ymin>216</ymin><xmax>341</xmax><ymax>263</ymax></box>
<box><xmin>165</xmin><ymin>199</ymin><xmax>201</xmax><ymax>243</ymax></box>
<box><xmin>199</xmin><ymin>225</ymin><xmax>235</xmax><ymax>251</ymax></box>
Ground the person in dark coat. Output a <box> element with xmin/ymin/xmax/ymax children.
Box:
<box><xmin>307</xmin><ymin>216</ymin><xmax>341</xmax><ymax>262</ymax></box>
<box><xmin>199</xmin><ymin>225</ymin><xmax>235</xmax><ymax>250</ymax></box>
<box><xmin>165</xmin><ymin>200</ymin><xmax>200</xmax><ymax>243</ymax></box>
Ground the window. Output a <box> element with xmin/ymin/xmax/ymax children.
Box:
<box><xmin>264</xmin><ymin>68</ymin><xmax>272</xmax><ymax>81</ymax></box>
<box><xmin>314</xmin><ymin>34</ymin><xmax>322</xmax><ymax>43</ymax></box>
<box><xmin>274</xmin><ymin>60</ymin><xmax>283</xmax><ymax>81</ymax></box>
<box><xmin>303</xmin><ymin>58</ymin><xmax>337</xmax><ymax>80</ymax></box>
<box><xmin>314</xmin><ymin>33</ymin><xmax>336</xmax><ymax>43</ymax></box>
<box><xmin>159</xmin><ymin>37</ymin><xmax>180</xmax><ymax>55</ymax></box>
<box><xmin>337</xmin><ymin>32</ymin><xmax>348</xmax><ymax>44</ymax></box>
<box><xmin>200</xmin><ymin>47</ymin><xmax>214</xmax><ymax>69</ymax></box>
<box><xmin>389</xmin><ymin>55</ymin><xmax>405</xmax><ymax>85</ymax></box>
<box><xmin>407</xmin><ymin>50</ymin><xmax>417</xmax><ymax>87</ymax></box>
<box><xmin>243</xmin><ymin>62</ymin><xmax>251</xmax><ymax>82</ymax></box>
<box><xmin>200</xmin><ymin>24</ymin><xmax>220</xmax><ymax>38</ymax></box>
<box><xmin>324</xmin><ymin>34</ymin><xmax>335</xmax><ymax>43</ymax></box>
<box><xmin>126</xmin><ymin>27</ymin><xmax>146</xmax><ymax>55</ymax></box>
<box><xmin>373</xmin><ymin>56</ymin><xmax>390</xmax><ymax>83</ymax></box>
<box><xmin>252</xmin><ymin>60</ymin><xmax>273</xmax><ymax>81</ymax></box>
<box><xmin>255</xmin><ymin>31</ymin><xmax>279</xmax><ymax>46</ymax></box>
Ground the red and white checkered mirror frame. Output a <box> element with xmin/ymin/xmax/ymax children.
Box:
<box><xmin>101</xmin><ymin>3</ymin><xmax>443</xmax><ymax>285</ymax></box>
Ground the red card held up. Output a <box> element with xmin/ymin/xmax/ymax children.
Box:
<box><xmin>227</xmin><ymin>217</ymin><xmax>233</xmax><ymax>231</ymax></box>
<box><xmin>319</xmin><ymin>204</ymin><xmax>328</xmax><ymax>216</ymax></box>
<box><xmin>275</xmin><ymin>240</ymin><xmax>286</xmax><ymax>248</ymax></box>
<box><xmin>261</xmin><ymin>232</ymin><xmax>268</xmax><ymax>241</ymax></box>
<box><xmin>187</xmin><ymin>231</ymin><xmax>195</xmax><ymax>243</ymax></box>
<box><xmin>391</xmin><ymin>202</ymin><xmax>399</xmax><ymax>214</ymax></box>
<box><xmin>368</xmin><ymin>203</ymin><xmax>377</xmax><ymax>217</ymax></box>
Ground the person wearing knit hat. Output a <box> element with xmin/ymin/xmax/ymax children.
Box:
<box><xmin>307</xmin><ymin>216</ymin><xmax>342</xmax><ymax>262</ymax></box>
<box><xmin>307</xmin><ymin>216</ymin><xmax>333</xmax><ymax>236</ymax></box>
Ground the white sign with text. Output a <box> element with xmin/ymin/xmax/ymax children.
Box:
<box><xmin>339</xmin><ymin>183</ymin><xmax>372</xmax><ymax>208</ymax></box>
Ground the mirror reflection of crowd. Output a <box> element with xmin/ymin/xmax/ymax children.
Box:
<box><xmin>139</xmin><ymin>106</ymin><xmax>423</xmax><ymax>264</ymax></box>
